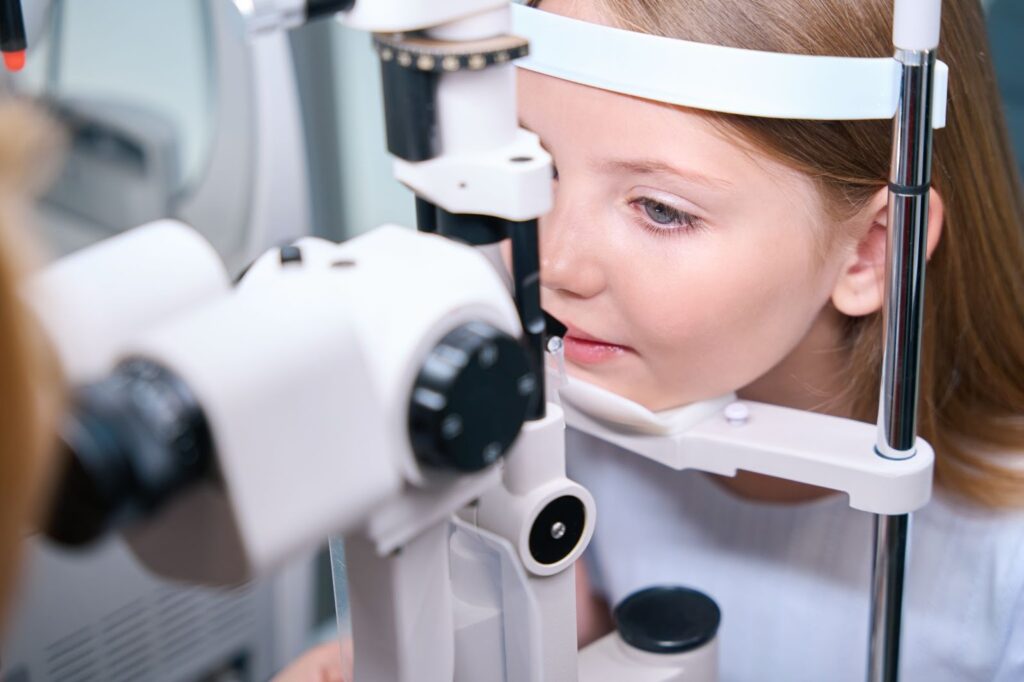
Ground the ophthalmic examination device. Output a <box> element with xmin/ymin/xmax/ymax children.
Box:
<box><xmin>26</xmin><ymin>1</ymin><xmax>943</xmax><ymax>680</ymax></box>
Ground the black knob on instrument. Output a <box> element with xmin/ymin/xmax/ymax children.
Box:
<box><xmin>45</xmin><ymin>358</ymin><xmax>213</xmax><ymax>546</ymax></box>
<box><xmin>408</xmin><ymin>321</ymin><xmax>533</xmax><ymax>472</ymax></box>
<box><xmin>614</xmin><ymin>586</ymin><xmax>721</xmax><ymax>655</ymax></box>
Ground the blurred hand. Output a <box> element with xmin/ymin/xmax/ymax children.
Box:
<box><xmin>272</xmin><ymin>637</ymin><xmax>354</xmax><ymax>682</ymax></box>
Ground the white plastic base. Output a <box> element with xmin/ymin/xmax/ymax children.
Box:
<box><xmin>579</xmin><ymin>632</ymin><xmax>718</xmax><ymax>682</ymax></box>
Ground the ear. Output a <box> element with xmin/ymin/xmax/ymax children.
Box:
<box><xmin>831</xmin><ymin>187</ymin><xmax>944</xmax><ymax>317</ymax></box>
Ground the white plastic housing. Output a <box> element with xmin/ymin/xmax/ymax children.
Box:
<box><xmin>26</xmin><ymin>220</ymin><xmax>229</xmax><ymax>384</ymax></box>
<box><xmin>121</xmin><ymin>227</ymin><xmax>523</xmax><ymax>576</ymax></box>
<box><xmin>893</xmin><ymin>0</ymin><xmax>942</xmax><ymax>50</ymax></box>
<box><xmin>562</xmin><ymin>395</ymin><xmax>933</xmax><ymax>516</ymax></box>
<box><xmin>475</xmin><ymin>406</ymin><xmax>591</xmax><ymax>682</ymax></box>
<box><xmin>579</xmin><ymin>632</ymin><xmax>718</xmax><ymax>682</ymax></box>
<box><xmin>232</xmin><ymin>0</ymin><xmax>305</xmax><ymax>33</ymax></box>
<box><xmin>477</xmin><ymin>406</ymin><xmax>594</xmax><ymax>577</ymax></box>
<box><xmin>346</xmin><ymin>523</ymin><xmax>455</xmax><ymax>682</ymax></box>
<box><xmin>126</xmin><ymin>255</ymin><xmax>397</xmax><ymax>575</ymax></box>
<box><xmin>437</xmin><ymin>65</ymin><xmax>518</xmax><ymax>157</ymax></box>
<box><xmin>450</xmin><ymin>520</ymin><xmax>545</xmax><ymax>682</ymax></box>
<box><xmin>392</xmin><ymin>47</ymin><xmax>553</xmax><ymax>222</ymax></box>
<box><xmin>242</xmin><ymin>226</ymin><xmax>525</xmax><ymax>485</ymax></box>
<box><xmin>339</xmin><ymin>0</ymin><xmax>507</xmax><ymax>32</ymax></box>
<box><xmin>394</xmin><ymin>129</ymin><xmax>553</xmax><ymax>221</ymax></box>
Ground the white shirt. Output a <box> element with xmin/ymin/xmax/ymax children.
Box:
<box><xmin>567</xmin><ymin>428</ymin><xmax>1024</xmax><ymax>682</ymax></box>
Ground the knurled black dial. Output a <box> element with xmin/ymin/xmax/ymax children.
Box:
<box><xmin>408</xmin><ymin>321</ymin><xmax>533</xmax><ymax>472</ymax></box>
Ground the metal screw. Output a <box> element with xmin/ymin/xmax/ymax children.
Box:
<box><xmin>550</xmin><ymin>522</ymin><xmax>566</xmax><ymax>540</ymax></box>
<box><xmin>724</xmin><ymin>401</ymin><xmax>750</xmax><ymax>426</ymax></box>
<box><xmin>518</xmin><ymin>374</ymin><xmax>537</xmax><ymax>396</ymax></box>
<box><xmin>479</xmin><ymin>343</ymin><xmax>498</xmax><ymax>368</ymax></box>
<box><xmin>482</xmin><ymin>442</ymin><xmax>502</xmax><ymax>463</ymax></box>
<box><xmin>441</xmin><ymin>414</ymin><xmax>463</xmax><ymax>440</ymax></box>
<box><xmin>546</xmin><ymin>336</ymin><xmax>563</xmax><ymax>354</ymax></box>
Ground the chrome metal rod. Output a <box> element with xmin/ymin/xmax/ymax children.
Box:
<box><xmin>869</xmin><ymin>48</ymin><xmax>937</xmax><ymax>682</ymax></box>
<box><xmin>868</xmin><ymin>514</ymin><xmax>911</xmax><ymax>681</ymax></box>
<box><xmin>877</xmin><ymin>49</ymin><xmax>936</xmax><ymax>459</ymax></box>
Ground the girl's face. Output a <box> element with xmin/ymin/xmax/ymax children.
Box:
<box><xmin>519</xmin><ymin>3</ymin><xmax>853</xmax><ymax>411</ymax></box>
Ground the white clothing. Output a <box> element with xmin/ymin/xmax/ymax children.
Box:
<box><xmin>568</xmin><ymin>428</ymin><xmax>1024</xmax><ymax>682</ymax></box>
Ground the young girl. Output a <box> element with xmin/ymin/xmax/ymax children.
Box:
<box><xmin>519</xmin><ymin>0</ymin><xmax>1024</xmax><ymax>679</ymax></box>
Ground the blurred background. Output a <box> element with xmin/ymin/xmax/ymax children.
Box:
<box><xmin>0</xmin><ymin>1</ymin><xmax>1020</xmax><ymax>681</ymax></box>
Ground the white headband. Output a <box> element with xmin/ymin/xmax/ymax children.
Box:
<box><xmin>511</xmin><ymin>4</ymin><xmax>949</xmax><ymax>128</ymax></box>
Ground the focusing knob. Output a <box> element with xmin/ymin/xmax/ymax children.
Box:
<box><xmin>614</xmin><ymin>586</ymin><xmax>721</xmax><ymax>655</ymax></box>
<box><xmin>409</xmin><ymin>321</ymin><xmax>533</xmax><ymax>472</ymax></box>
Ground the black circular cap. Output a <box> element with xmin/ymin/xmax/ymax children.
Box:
<box><xmin>528</xmin><ymin>495</ymin><xmax>586</xmax><ymax>565</ymax></box>
<box><xmin>614</xmin><ymin>586</ymin><xmax>721</xmax><ymax>655</ymax></box>
<box><xmin>408</xmin><ymin>321</ymin><xmax>533</xmax><ymax>472</ymax></box>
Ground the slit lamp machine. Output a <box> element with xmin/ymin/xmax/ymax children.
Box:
<box><xmin>26</xmin><ymin>1</ymin><xmax>948</xmax><ymax>680</ymax></box>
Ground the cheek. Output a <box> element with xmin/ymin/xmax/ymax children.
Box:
<box><xmin>621</xmin><ymin>225</ymin><xmax>835</xmax><ymax>388</ymax></box>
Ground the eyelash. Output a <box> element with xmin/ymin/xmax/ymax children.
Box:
<box><xmin>550</xmin><ymin>163</ymin><xmax>704</xmax><ymax>236</ymax></box>
<box><xmin>629</xmin><ymin>197</ymin><xmax>705</xmax><ymax>236</ymax></box>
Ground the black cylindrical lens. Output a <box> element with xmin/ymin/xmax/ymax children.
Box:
<box><xmin>45</xmin><ymin>359</ymin><xmax>214</xmax><ymax>546</ymax></box>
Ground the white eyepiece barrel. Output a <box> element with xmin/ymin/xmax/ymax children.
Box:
<box><xmin>893</xmin><ymin>0</ymin><xmax>942</xmax><ymax>51</ymax></box>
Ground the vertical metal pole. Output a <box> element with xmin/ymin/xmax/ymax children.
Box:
<box><xmin>876</xmin><ymin>48</ymin><xmax>937</xmax><ymax>461</ymax></box>
<box><xmin>868</xmin><ymin>514</ymin><xmax>912</xmax><ymax>681</ymax></box>
<box><xmin>869</xmin><ymin>13</ymin><xmax>938</xmax><ymax>677</ymax></box>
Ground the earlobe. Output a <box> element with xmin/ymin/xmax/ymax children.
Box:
<box><xmin>830</xmin><ymin>187</ymin><xmax>944</xmax><ymax>318</ymax></box>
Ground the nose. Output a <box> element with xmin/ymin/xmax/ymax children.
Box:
<box><xmin>539</xmin><ymin>192</ymin><xmax>606</xmax><ymax>300</ymax></box>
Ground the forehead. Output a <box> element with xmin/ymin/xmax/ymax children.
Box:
<box><xmin>533</xmin><ymin>0</ymin><xmax>617</xmax><ymax>25</ymax></box>
<box><xmin>518</xmin><ymin>1</ymin><xmax>825</xmax><ymax>212</ymax></box>
<box><xmin>518</xmin><ymin>68</ymin><xmax>803</xmax><ymax>195</ymax></box>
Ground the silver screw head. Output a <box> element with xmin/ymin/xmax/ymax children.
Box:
<box><xmin>479</xmin><ymin>343</ymin><xmax>499</xmax><ymax>368</ymax></box>
<box><xmin>482</xmin><ymin>442</ymin><xmax>502</xmax><ymax>463</ymax></box>
<box><xmin>441</xmin><ymin>414</ymin><xmax>463</xmax><ymax>440</ymax></box>
<box><xmin>550</xmin><ymin>521</ymin><xmax>567</xmax><ymax>540</ymax></box>
<box><xmin>724</xmin><ymin>401</ymin><xmax>750</xmax><ymax>426</ymax></box>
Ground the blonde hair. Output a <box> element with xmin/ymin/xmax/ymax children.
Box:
<box><xmin>537</xmin><ymin>0</ymin><xmax>1024</xmax><ymax>507</ymax></box>
<box><xmin>0</xmin><ymin>99</ymin><xmax>64</xmax><ymax>621</ymax></box>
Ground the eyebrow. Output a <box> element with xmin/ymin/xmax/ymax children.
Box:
<box><xmin>518</xmin><ymin>118</ymin><xmax>733</xmax><ymax>191</ymax></box>
<box><xmin>596</xmin><ymin>158</ymin><xmax>734</xmax><ymax>191</ymax></box>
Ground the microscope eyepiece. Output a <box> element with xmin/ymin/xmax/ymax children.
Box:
<box><xmin>45</xmin><ymin>359</ymin><xmax>214</xmax><ymax>546</ymax></box>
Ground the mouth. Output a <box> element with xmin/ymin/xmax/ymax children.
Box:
<box><xmin>558</xmin><ymin>320</ymin><xmax>635</xmax><ymax>365</ymax></box>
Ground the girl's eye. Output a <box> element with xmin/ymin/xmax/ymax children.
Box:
<box><xmin>631</xmin><ymin>197</ymin><xmax>704</xmax><ymax>233</ymax></box>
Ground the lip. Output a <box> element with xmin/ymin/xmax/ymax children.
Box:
<box><xmin>561</xmin><ymin>323</ymin><xmax>634</xmax><ymax>365</ymax></box>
